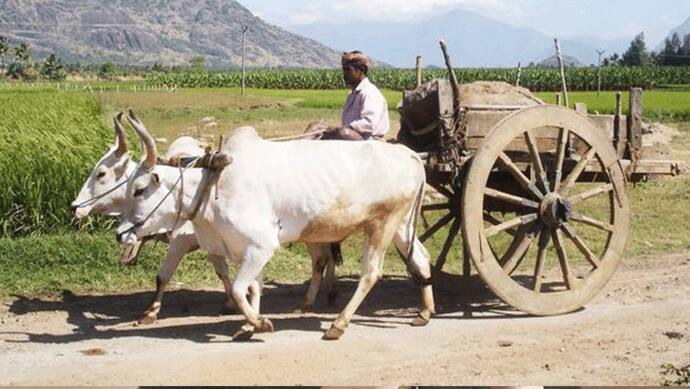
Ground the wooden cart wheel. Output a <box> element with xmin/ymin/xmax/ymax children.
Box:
<box><xmin>419</xmin><ymin>182</ymin><xmax>530</xmax><ymax>279</ymax></box>
<box><xmin>462</xmin><ymin>105</ymin><xmax>630</xmax><ymax>315</ymax></box>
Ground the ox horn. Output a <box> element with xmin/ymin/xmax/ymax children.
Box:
<box><xmin>127</xmin><ymin>109</ymin><xmax>157</xmax><ymax>171</ymax></box>
<box><xmin>113</xmin><ymin>112</ymin><xmax>128</xmax><ymax>157</ymax></box>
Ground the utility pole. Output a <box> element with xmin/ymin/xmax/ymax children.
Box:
<box><xmin>596</xmin><ymin>49</ymin><xmax>606</xmax><ymax>96</ymax></box>
<box><xmin>241</xmin><ymin>25</ymin><xmax>248</xmax><ymax>96</ymax></box>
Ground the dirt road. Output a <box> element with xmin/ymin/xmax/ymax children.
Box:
<box><xmin>1</xmin><ymin>253</ymin><xmax>689</xmax><ymax>385</ymax></box>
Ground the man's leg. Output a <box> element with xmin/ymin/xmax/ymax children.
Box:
<box><xmin>323</xmin><ymin>127</ymin><xmax>366</xmax><ymax>140</ymax></box>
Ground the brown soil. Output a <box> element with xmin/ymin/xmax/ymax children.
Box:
<box><xmin>460</xmin><ymin>81</ymin><xmax>544</xmax><ymax>106</ymax></box>
<box><xmin>1</xmin><ymin>253</ymin><xmax>688</xmax><ymax>385</ymax></box>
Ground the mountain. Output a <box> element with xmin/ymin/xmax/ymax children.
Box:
<box><xmin>655</xmin><ymin>16</ymin><xmax>690</xmax><ymax>51</ymax></box>
<box><xmin>537</xmin><ymin>55</ymin><xmax>583</xmax><ymax>68</ymax></box>
<box><xmin>291</xmin><ymin>9</ymin><xmax>628</xmax><ymax>68</ymax></box>
<box><xmin>0</xmin><ymin>0</ymin><xmax>341</xmax><ymax>68</ymax></box>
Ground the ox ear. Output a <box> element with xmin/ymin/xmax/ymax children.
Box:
<box><xmin>127</xmin><ymin>109</ymin><xmax>157</xmax><ymax>171</ymax></box>
<box><xmin>113</xmin><ymin>112</ymin><xmax>128</xmax><ymax>157</ymax></box>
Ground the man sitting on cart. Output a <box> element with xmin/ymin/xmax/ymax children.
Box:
<box><xmin>308</xmin><ymin>51</ymin><xmax>390</xmax><ymax>140</ymax></box>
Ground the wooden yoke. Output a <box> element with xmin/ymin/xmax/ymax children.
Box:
<box><xmin>170</xmin><ymin>151</ymin><xmax>233</xmax><ymax>170</ymax></box>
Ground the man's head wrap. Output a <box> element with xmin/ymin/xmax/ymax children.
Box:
<box><xmin>341</xmin><ymin>51</ymin><xmax>369</xmax><ymax>73</ymax></box>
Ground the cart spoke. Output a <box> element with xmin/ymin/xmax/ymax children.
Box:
<box><xmin>552</xmin><ymin>127</ymin><xmax>569</xmax><ymax>192</ymax></box>
<box><xmin>532</xmin><ymin>227</ymin><xmax>551</xmax><ymax>292</ymax></box>
<box><xmin>484</xmin><ymin>187</ymin><xmax>540</xmax><ymax>209</ymax></box>
<box><xmin>435</xmin><ymin>217</ymin><xmax>461</xmax><ymax>271</ymax></box>
<box><xmin>561</xmin><ymin>223</ymin><xmax>601</xmax><ymax>269</ymax></box>
<box><xmin>552</xmin><ymin>229</ymin><xmax>574</xmax><ymax>290</ymax></box>
<box><xmin>570</xmin><ymin>212</ymin><xmax>614</xmax><ymax>232</ymax></box>
<box><xmin>485</xmin><ymin>213</ymin><xmax>538</xmax><ymax>237</ymax></box>
<box><xmin>484</xmin><ymin>211</ymin><xmax>517</xmax><ymax>236</ymax></box>
<box><xmin>501</xmin><ymin>228</ymin><xmax>538</xmax><ymax>274</ymax></box>
<box><xmin>568</xmin><ymin>183</ymin><xmax>613</xmax><ymax>205</ymax></box>
<box><xmin>559</xmin><ymin>146</ymin><xmax>597</xmax><ymax>196</ymax></box>
<box><xmin>498</xmin><ymin>152</ymin><xmax>544</xmax><ymax>200</ymax></box>
<box><xmin>523</xmin><ymin>130</ymin><xmax>550</xmax><ymax>193</ymax></box>
<box><xmin>419</xmin><ymin>212</ymin><xmax>455</xmax><ymax>243</ymax></box>
<box><xmin>429</xmin><ymin>184</ymin><xmax>454</xmax><ymax>199</ymax></box>
<box><xmin>422</xmin><ymin>203</ymin><xmax>451</xmax><ymax>211</ymax></box>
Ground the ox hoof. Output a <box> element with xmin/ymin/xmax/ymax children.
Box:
<box><xmin>322</xmin><ymin>321</ymin><xmax>346</xmax><ymax>340</ymax></box>
<box><xmin>327</xmin><ymin>290</ymin><xmax>339</xmax><ymax>306</ymax></box>
<box><xmin>411</xmin><ymin>310</ymin><xmax>432</xmax><ymax>327</ymax></box>
<box><xmin>138</xmin><ymin>313</ymin><xmax>158</xmax><ymax>325</ymax></box>
<box><xmin>232</xmin><ymin>324</ymin><xmax>255</xmax><ymax>341</ymax></box>
<box><xmin>322</xmin><ymin>326</ymin><xmax>345</xmax><ymax>340</ymax></box>
<box><xmin>256</xmin><ymin>317</ymin><xmax>274</xmax><ymax>333</ymax></box>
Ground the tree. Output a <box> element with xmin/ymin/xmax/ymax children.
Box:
<box><xmin>97</xmin><ymin>62</ymin><xmax>118</xmax><ymax>80</ymax></box>
<box><xmin>13</xmin><ymin>42</ymin><xmax>30</xmax><ymax>65</ymax></box>
<box><xmin>621</xmin><ymin>32</ymin><xmax>651</xmax><ymax>66</ymax></box>
<box><xmin>189</xmin><ymin>56</ymin><xmax>206</xmax><ymax>72</ymax></box>
<box><xmin>151</xmin><ymin>61</ymin><xmax>166</xmax><ymax>72</ymax></box>
<box><xmin>0</xmin><ymin>36</ymin><xmax>8</xmax><ymax>74</ymax></box>
<box><xmin>603</xmin><ymin>53</ymin><xmax>621</xmax><ymax>66</ymax></box>
<box><xmin>41</xmin><ymin>54</ymin><xmax>66</xmax><ymax>81</ymax></box>
<box><xmin>682</xmin><ymin>34</ymin><xmax>690</xmax><ymax>64</ymax></box>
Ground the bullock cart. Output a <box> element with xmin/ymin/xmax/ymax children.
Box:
<box><xmin>397</xmin><ymin>44</ymin><xmax>685</xmax><ymax>316</ymax></box>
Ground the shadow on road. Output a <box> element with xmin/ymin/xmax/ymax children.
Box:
<box><xmin>2</xmin><ymin>274</ymin><xmax>528</xmax><ymax>344</ymax></box>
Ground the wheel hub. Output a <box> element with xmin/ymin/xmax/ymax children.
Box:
<box><xmin>539</xmin><ymin>192</ymin><xmax>572</xmax><ymax>227</ymax></box>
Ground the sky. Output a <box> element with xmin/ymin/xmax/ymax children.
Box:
<box><xmin>242</xmin><ymin>0</ymin><xmax>690</xmax><ymax>47</ymax></box>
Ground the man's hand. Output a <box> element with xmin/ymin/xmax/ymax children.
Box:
<box><xmin>325</xmin><ymin>126</ymin><xmax>343</xmax><ymax>134</ymax></box>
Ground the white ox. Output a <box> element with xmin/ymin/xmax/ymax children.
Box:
<box><xmin>71</xmin><ymin>114</ymin><xmax>338</xmax><ymax>324</ymax></box>
<box><xmin>116</xmin><ymin>111</ymin><xmax>435</xmax><ymax>340</ymax></box>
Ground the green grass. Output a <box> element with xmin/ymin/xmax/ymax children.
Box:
<box><xmin>0</xmin><ymin>231</ymin><xmax>409</xmax><ymax>298</ymax></box>
<box><xmin>97</xmin><ymin>87</ymin><xmax>402</xmax><ymax>151</ymax></box>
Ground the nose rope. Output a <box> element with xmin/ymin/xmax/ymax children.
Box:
<box><xmin>119</xmin><ymin>173</ymin><xmax>182</xmax><ymax>238</ymax></box>
<box><xmin>73</xmin><ymin>173</ymin><xmax>131</xmax><ymax>209</ymax></box>
<box><xmin>120</xmin><ymin>156</ymin><xmax>202</xmax><ymax>238</ymax></box>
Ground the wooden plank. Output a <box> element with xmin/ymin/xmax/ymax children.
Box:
<box><xmin>584</xmin><ymin>159</ymin><xmax>686</xmax><ymax>176</ymax></box>
<box><xmin>466</xmin><ymin>136</ymin><xmax>558</xmax><ymax>152</ymax></box>
<box><xmin>463</xmin><ymin>104</ymin><xmax>527</xmax><ymax>111</ymax></box>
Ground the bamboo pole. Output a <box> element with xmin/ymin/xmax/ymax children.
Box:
<box><xmin>554</xmin><ymin>38</ymin><xmax>569</xmax><ymax>107</ymax></box>
<box><xmin>515</xmin><ymin>62</ymin><xmax>522</xmax><ymax>87</ymax></box>
<box><xmin>415</xmin><ymin>55</ymin><xmax>422</xmax><ymax>87</ymax></box>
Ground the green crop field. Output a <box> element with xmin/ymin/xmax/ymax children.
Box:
<box><xmin>145</xmin><ymin>66</ymin><xmax>690</xmax><ymax>91</ymax></box>
<box><xmin>0</xmin><ymin>90</ymin><xmax>114</xmax><ymax>237</ymax></box>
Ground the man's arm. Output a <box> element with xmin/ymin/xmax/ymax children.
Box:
<box><xmin>346</xmin><ymin>92</ymin><xmax>385</xmax><ymax>137</ymax></box>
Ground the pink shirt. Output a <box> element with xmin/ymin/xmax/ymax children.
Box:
<box><xmin>341</xmin><ymin>77</ymin><xmax>390</xmax><ymax>138</ymax></box>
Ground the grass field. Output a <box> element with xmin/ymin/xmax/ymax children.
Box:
<box><xmin>0</xmin><ymin>85</ymin><xmax>689</xmax><ymax>298</ymax></box>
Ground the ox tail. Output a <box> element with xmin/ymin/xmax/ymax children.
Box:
<box><xmin>397</xmin><ymin>168</ymin><xmax>433</xmax><ymax>286</ymax></box>
<box><xmin>329</xmin><ymin>242</ymin><xmax>343</xmax><ymax>266</ymax></box>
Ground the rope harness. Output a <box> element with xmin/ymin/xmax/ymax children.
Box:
<box><xmin>72</xmin><ymin>172</ymin><xmax>131</xmax><ymax>209</ymax></box>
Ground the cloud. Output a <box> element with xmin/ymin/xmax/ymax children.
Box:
<box><xmin>286</xmin><ymin>12</ymin><xmax>322</xmax><ymax>25</ymax></box>
<box><xmin>279</xmin><ymin>0</ymin><xmax>519</xmax><ymax>26</ymax></box>
<box><xmin>331</xmin><ymin>0</ymin><xmax>519</xmax><ymax>22</ymax></box>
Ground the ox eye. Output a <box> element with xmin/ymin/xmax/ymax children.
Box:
<box><xmin>97</xmin><ymin>172</ymin><xmax>106</xmax><ymax>178</ymax></box>
<box><xmin>133</xmin><ymin>188</ymin><xmax>145</xmax><ymax>197</ymax></box>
